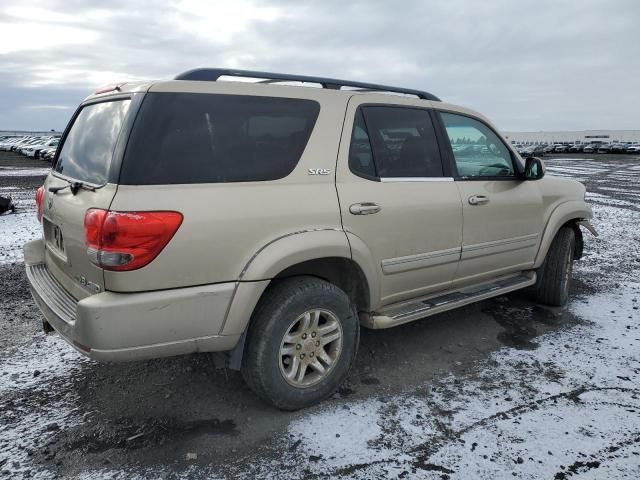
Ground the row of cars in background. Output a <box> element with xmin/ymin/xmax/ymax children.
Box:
<box><xmin>514</xmin><ymin>141</ymin><xmax>640</xmax><ymax>156</ymax></box>
<box><xmin>0</xmin><ymin>134</ymin><xmax>60</xmax><ymax>162</ymax></box>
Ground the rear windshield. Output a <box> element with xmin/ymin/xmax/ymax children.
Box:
<box><xmin>55</xmin><ymin>100</ymin><xmax>131</xmax><ymax>185</ymax></box>
<box><xmin>119</xmin><ymin>92</ymin><xmax>320</xmax><ymax>184</ymax></box>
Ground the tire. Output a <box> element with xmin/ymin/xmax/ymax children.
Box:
<box><xmin>241</xmin><ymin>276</ymin><xmax>359</xmax><ymax>410</ymax></box>
<box><xmin>529</xmin><ymin>226</ymin><xmax>575</xmax><ymax>306</ymax></box>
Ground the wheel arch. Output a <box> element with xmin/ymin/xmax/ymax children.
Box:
<box><xmin>534</xmin><ymin>200</ymin><xmax>592</xmax><ymax>268</ymax></box>
<box><xmin>220</xmin><ymin>229</ymin><xmax>376</xmax><ymax>368</ymax></box>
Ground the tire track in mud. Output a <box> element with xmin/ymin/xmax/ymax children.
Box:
<box><xmin>408</xmin><ymin>386</ymin><xmax>640</xmax><ymax>462</ymax></box>
<box><xmin>298</xmin><ymin>385</ymin><xmax>640</xmax><ymax>478</ymax></box>
<box><xmin>552</xmin><ymin>432</ymin><xmax>640</xmax><ymax>479</ymax></box>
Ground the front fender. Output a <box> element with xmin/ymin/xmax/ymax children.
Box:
<box><xmin>534</xmin><ymin>200</ymin><xmax>593</xmax><ymax>268</ymax></box>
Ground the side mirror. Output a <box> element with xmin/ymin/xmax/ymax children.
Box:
<box><xmin>524</xmin><ymin>157</ymin><xmax>545</xmax><ymax>180</ymax></box>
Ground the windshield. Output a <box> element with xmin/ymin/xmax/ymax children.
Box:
<box><xmin>55</xmin><ymin>99</ymin><xmax>131</xmax><ymax>185</ymax></box>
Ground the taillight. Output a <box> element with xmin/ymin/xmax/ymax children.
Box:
<box><xmin>83</xmin><ymin>209</ymin><xmax>183</xmax><ymax>271</ymax></box>
<box><xmin>35</xmin><ymin>186</ymin><xmax>45</xmax><ymax>223</ymax></box>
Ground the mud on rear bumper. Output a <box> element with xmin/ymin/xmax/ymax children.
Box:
<box><xmin>24</xmin><ymin>239</ymin><xmax>241</xmax><ymax>362</ymax></box>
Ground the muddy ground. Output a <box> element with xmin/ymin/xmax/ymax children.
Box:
<box><xmin>0</xmin><ymin>151</ymin><xmax>638</xmax><ymax>479</ymax></box>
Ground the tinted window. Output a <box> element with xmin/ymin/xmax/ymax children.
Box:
<box><xmin>360</xmin><ymin>106</ymin><xmax>443</xmax><ymax>178</ymax></box>
<box><xmin>440</xmin><ymin>112</ymin><xmax>515</xmax><ymax>178</ymax></box>
<box><xmin>349</xmin><ymin>109</ymin><xmax>376</xmax><ymax>178</ymax></box>
<box><xmin>120</xmin><ymin>93</ymin><xmax>320</xmax><ymax>184</ymax></box>
<box><xmin>55</xmin><ymin>100</ymin><xmax>131</xmax><ymax>185</ymax></box>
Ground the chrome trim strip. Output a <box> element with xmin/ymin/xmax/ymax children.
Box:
<box><xmin>462</xmin><ymin>233</ymin><xmax>539</xmax><ymax>253</ymax></box>
<box><xmin>382</xmin><ymin>247</ymin><xmax>461</xmax><ymax>274</ymax></box>
<box><xmin>383</xmin><ymin>247</ymin><xmax>461</xmax><ymax>266</ymax></box>
<box><xmin>380</xmin><ymin>177</ymin><xmax>454</xmax><ymax>183</ymax></box>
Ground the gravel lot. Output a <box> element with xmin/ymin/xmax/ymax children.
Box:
<box><xmin>0</xmin><ymin>151</ymin><xmax>638</xmax><ymax>479</ymax></box>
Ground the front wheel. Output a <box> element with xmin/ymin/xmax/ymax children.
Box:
<box><xmin>241</xmin><ymin>276</ymin><xmax>359</xmax><ymax>410</ymax></box>
<box><xmin>529</xmin><ymin>226</ymin><xmax>576</xmax><ymax>306</ymax></box>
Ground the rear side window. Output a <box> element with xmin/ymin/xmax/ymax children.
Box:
<box><xmin>55</xmin><ymin>100</ymin><xmax>131</xmax><ymax>185</ymax></box>
<box><xmin>349</xmin><ymin>109</ymin><xmax>376</xmax><ymax>178</ymax></box>
<box><xmin>120</xmin><ymin>93</ymin><xmax>320</xmax><ymax>184</ymax></box>
<box><xmin>350</xmin><ymin>106</ymin><xmax>443</xmax><ymax>179</ymax></box>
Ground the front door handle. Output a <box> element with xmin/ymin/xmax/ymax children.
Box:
<box><xmin>349</xmin><ymin>202</ymin><xmax>382</xmax><ymax>215</ymax></box>
<box><xmin>468</xmin><ymin>195</ymin><xmax>489</xmax><ymax>206</ymax></box>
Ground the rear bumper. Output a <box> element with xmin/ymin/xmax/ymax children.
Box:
<box><xmin>24</xmin><ymin>239</ymin><xmax>241</xmax><ymax>362</ymax></box>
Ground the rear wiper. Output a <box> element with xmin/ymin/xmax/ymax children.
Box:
<box><xmin>48</xmin><ymin>180</ymin><xmax>97</xmax><ymax>195</ymax></box>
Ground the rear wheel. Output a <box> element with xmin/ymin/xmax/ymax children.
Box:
<box><xmin>530</xmin><ymin>226</ymin><xmax>575</xmax><ymax>306</ymax></box>
<box><xmin>241</xmin><ymin>276</ymin><xmax>359</xmax><ymax>410</ymax></box>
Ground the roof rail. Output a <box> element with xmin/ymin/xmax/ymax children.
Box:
<box><xmin>174</xmin><ymin>68</ymin><xmax>440</xmax><ymax>101</ymax></box>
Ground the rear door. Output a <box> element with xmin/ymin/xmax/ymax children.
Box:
<box><xmin>337</xmin><ymin>96</ymin><xmax>462</xmax><ymax>308</ymax></box>
<box><xmin>436</xmin><ymin>110</ymin><xmax>544</xmax><ymax>286</ymax></box>
<box><xmin>42</xmin><ymin>97</ymin><xmax>136</xmax><ymax>298</ymax></box>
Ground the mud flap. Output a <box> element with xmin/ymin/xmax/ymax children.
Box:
<box><xmin>42</xmin><ymin>319</ymin><xmax>55</xmax><ymax>333</ymax></box>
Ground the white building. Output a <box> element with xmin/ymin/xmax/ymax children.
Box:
<box><xmin>503</xmin><ymin>130</ymin><xmax>640</xmax><ymax>145</ymax></box>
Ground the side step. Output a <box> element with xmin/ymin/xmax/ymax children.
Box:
<box><xmin>364</xmin><ymin>272</ymin><xmax>536</xmax><ymax>329</ymax></box>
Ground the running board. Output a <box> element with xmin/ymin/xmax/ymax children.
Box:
<box><xmin>365</xmin><ymin>272</ymin><xmax>536</xmax><ymax>329</ymax></box>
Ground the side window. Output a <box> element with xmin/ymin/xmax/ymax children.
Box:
<box><xmin>349</xmin><ymin>109</ymin><xmax>376</xmax><ymax>178</ymax></box>
<box><xmin>120</xmin><ymin>93</ymin><xmax>320</xmax><ymax>185</ymax></box>
<box><xmin>439</xmin><ymin>112</ymin><xmax>515</xmax><ymax>178</ymax></box>
<box><xmin>348</xmin><ymin>106</ymin><xmax>443</xmax><ymax>179</ymax></box>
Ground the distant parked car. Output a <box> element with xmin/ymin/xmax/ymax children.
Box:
<box><xmin>582</xmin><ymin>145</ymin><xmax>597</xmax><ymax>153</ymax></box>
<box><xmin>18</xmin><ymin>138</ymin><xmax>40</xmax><ymax>151</ymax></box>
<box><xmin>23</xmin><ymin>138</ymin><xmax>59</xmax><ymax>158</ymax></box>
<box><xmin>532</xmin><ymin>145</ymin><xmax>546</xmax><ymax>156</ymax></box>
<box><xmin>0</xmin><ymin>136</ymin><xmax>27</xmax><ymax>151</ymax></box>
<box><xmin>522</xmin><ymin>145</ymin><xmax>545</xmax><ymax>157</ymax></box>
<box><xmin>554</xmin><ymin>144</ymin><xmax>568</xmax><ymax>153</ymax></box>
<box><xmin>568</xmin><ymin>144</ymin><xmax>584</xmax><ymax>153</ymax></box>
<box><xmin>610</xmin><ymin>144</ymin><xmax>625</xmax><ymax>153</ymax></box>
<box><xmin>597</xmin><ymin>144</ymin><xmax>611</xmax><ymax>154</ymax></box>
<box><xmin>519</xmin><ymin>146</ymin><xmax>534</xmax><ymax>156</ymax></box>
<box><xmin>625</xmin><ymin>145</ymin><xmax>640</xmax><ymax>153</ymax></box>
<box><xmin>16</xmin><ymin>138</ymin><xmax>42</xmax><ymax>153</ymax></box>
<box><xmin>543</xmin><ymin>144</ymin><xmax>556</xmax><ymax>154</ymax></box>
<box><xmin>41</xmin><ymin>147</ymin><xmax>58</xmax><ymax>163</ymax></box>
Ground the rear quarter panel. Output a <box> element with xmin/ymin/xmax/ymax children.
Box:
<box><xmin>105</xmin><ymin>84</ymin><xmax>350</xmax><ymax>292</ymax></box>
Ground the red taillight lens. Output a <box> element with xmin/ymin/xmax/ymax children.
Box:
<box><xmin>83</xmin><ymin>209</ymin><xmax>183</xmax><ymax>271</ymax></box>
<box><xmin>35</xmin><ymin>186</ymin><xmax>45</xmax><ymax>223</ymax></box>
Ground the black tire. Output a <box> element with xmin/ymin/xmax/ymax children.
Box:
<box><xmin>241</xmin><ymin>276</ymin><xmax>359</xmax><ymax>410</ymax></box>
<box><xmin>529</xmin><ymin>226</ymin><xmax>575</xmax><ymax>306</ymax></box>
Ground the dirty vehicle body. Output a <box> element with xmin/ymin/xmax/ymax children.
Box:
<box><xmin>25</xmin><ymin>69</ymin><xmax>596</xmax><ymax>409</ymax></box>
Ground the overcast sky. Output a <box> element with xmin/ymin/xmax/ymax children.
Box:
<box><xmin>1</xmin><ymin>0</ymin><xmax>638</xmax><ymax>132</ymax></box>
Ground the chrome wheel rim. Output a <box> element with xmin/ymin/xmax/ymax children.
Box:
<box><xmin>279</xmin><ymin>309</ymin><xmax>343</xmax><ymax>388</ymax></box>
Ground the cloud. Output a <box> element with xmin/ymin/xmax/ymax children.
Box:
<box><xmin>0</xmin><ymin>0</ymin><xmax>638</xmax><ymax>131</ymax></box>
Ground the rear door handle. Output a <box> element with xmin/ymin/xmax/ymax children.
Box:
<box><xmin>349</xmin><ymin>202</ymin><xmax>381</xmax><ymax>215</ymax></box>
<box><xmin>468</xmin><ymin>195</ymin><xmax>489</xmax><ymax>206</ymax></box>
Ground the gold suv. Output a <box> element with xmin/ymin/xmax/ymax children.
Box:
<box><xmin>25</xmin><ymin>68</ymin><xmax>596</xmax><ymax>409</ymax></box>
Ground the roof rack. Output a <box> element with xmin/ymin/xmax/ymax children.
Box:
<box><xmin>174</xmin><ymin>68</ymin><xmax>440</xmax><ymax>101</ymax></box>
